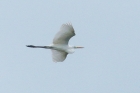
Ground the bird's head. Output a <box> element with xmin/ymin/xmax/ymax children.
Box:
<box><xmin>74</xmin><ymin>46</ymin><xmax>84</xmax><ymax>49</ymax></box>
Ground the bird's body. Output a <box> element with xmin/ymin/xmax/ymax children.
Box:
<box><xmin>50</xmin><ymin>44</ymin><xmax>75</xmax><ymax>54</ymax></box>
<box><xmin>27</xmin><ymin>23</ymin><xmax>83</xmax><ymax>62</ymax></box>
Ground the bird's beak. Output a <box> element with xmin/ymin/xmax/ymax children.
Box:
<box><xmin>76</xmin><ymin>46</ymin><xmax>84</xmax><ymax>48</ymax></box>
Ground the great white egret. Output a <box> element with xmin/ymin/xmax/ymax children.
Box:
<box><xmin>26</xmin><ymin>23</ymin><xmax>84</xmax><ymax>62</ymax></box>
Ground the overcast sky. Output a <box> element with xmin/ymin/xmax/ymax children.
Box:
<box><xmin>0</xmin><ymin>0</ymin><xmax>140</xmax><ymax>93</ymax></box>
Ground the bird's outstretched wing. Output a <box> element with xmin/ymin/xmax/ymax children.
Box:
<box><xmin>53</xmin><ymin>23</ymin><xmax>75</xmax><ymax>45</ymax></box>
<box><xmin>51</xmin><ymin>50</ymin><xmax>68</xmax><ymax>62</ymax></box>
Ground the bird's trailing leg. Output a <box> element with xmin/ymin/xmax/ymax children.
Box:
<box><xmin>26</xmin><ymin>45</ymin><xmax>36</xmax><ymax>48</ymax></box>
<box><xmin>26</xmin><ymin>45</ymin><xmax>52</xmax><ymax>49</ymax></box>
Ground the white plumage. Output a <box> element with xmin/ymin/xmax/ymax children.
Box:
<box><xmin>53</xmin><ymin>23</ymin><xmax>75</xmax><ymax>45</ymax></box>
<box><xmin>27</xmin><ymin>23</ymin><xmax>84</xmax><ymax>62</ymax></box>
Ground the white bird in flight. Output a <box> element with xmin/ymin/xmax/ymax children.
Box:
<box><xmin>26</xmin><ymin>23</ymin><xmax>84</xmax><ymax>62</ymax></box>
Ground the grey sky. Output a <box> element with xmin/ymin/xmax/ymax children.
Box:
<box><xmin>0</xmin><ymin>0</ymin><xmax>140</xmax><ymax>93</ymax></box>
